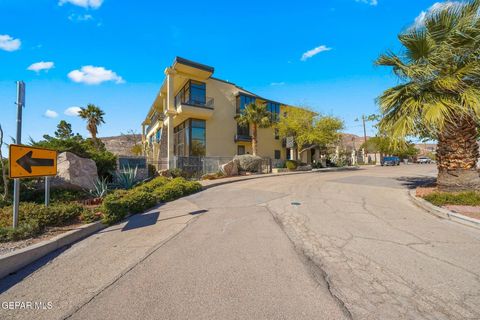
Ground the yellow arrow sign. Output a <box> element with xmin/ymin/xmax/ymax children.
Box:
<box><xmin>9</xmin><ymin>145</ymin><xmax>57</xmax><ymax>179</ymax></box>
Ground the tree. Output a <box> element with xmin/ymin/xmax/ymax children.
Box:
<box><xmin>376</xmin><ymin>0</ymin><xmax>480</xmax><ymax>191</ymax></box>
<box><xmin>360</xmin><ymin>136</ymin><xmax>419</xmax><ymax>159</ymax></box>
<box><xmin>276</xmin><ymin>106</ymin><xmax>344</xmax><ymax>157</ymax></box>
<box><xmin>235</xmin><ymin>103</ymin><xmax>271</xmax><ymax>156</ymax></box>
<box><xmin>54</xmin><ymin>120</ymin><xmax>74</xmax><ymax>140</ymax></box>
<box><xmin>78</xmin><ymin>104</ymin><xmax>105</xmax><ymax>140</ymax></box>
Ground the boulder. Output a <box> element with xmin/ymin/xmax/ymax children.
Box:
<box><xmin>220</xmin><ymin>160</ymin><xmax>239</xmax><ymax>176</ymax></box>
<box><xmin>297</xmin><ymin>165</ymin><xmax>312</xmax><ymax>171</ymax></box>
<box><xmin>234</xmin><ymin>154</ymin><xmax>263</xmax><ymax>172</ymax></box>
<box><xmin>52</xmin><ymin>152</ymin><xmax>98</xmax><ymax>190</ymax></box>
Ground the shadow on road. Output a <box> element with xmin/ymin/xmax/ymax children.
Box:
<box><xmin>122</xmin><ymin>211</ymin><xmax>160</xmax><ymax>232</ymax></box>
<box><xmin>0</xmin><ymin>246</ymin><xmax>70</xmax><ymax>294</ymax></box>
<box><xmin>396</xmin><ymin>176</ymin><xmax>436</xmax><ymax>189</ymax></box>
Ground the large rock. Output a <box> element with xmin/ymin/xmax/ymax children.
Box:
<box><xmin>220</xmin><ymin>160</ymin><xmax>239</xmax><ymax>176</ymax></box>
<box><xmin>234</xmin><ymin>154</ymin><xmax>263</xmax><ymax>172</ymax></box>
<box><xmin>52</xmin><ymin>152</ymin><xmax>98</xmax><ymax>190</ymax></box>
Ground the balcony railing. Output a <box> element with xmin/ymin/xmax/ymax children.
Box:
<box><xmin>175</xmin><ymin>96</ymin><xmax>214</xmax><ymax>109</ymax></box>
<box><xmin>146</xmin><ymin>112</ymin><xmax>164</xmax><ymax>135</ymax></box>
<box><xmin>234</xmin><ymin>134</ymin><xmax>252</xmax><ymax>142</ymax></box>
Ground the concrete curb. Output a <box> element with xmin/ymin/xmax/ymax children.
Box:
<box><xmin>0</xmin><ymin>221</ymin><xmax>106</xmax><ymax>280</ymax></box>
<box><xmin>201</xmin><ymin>166</ymin><xmax>360</xmax><ymax>190</ymax></box>
<box><xmin>408</xmin><ymin>189</ymin><xmax>480</xmax><ymax>230</ymax></box>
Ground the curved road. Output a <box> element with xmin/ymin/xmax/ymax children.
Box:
<box><xmin>1</xmin><ymin>165</ymin><xmax>480</xmax><ymax>319</ymax></box>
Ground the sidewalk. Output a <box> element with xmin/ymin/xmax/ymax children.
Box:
<box><xmin>0</xmin><ymin>198</ymin><xmax>203</xmax><ymax>320</ymax></box>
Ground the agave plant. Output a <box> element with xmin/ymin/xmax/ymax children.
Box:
<box><xmin>115</xmin><ymin>165</ymin><xmax>138</xmax><ymax>190</ymax></box>
<box><xmin>88</xmin><ymin>177</ymin><xmax>109</xmax><ymax>198</ymax></box>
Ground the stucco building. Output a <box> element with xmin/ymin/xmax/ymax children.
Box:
<box><xmin>142</xmin><ymin>57</ymin><xmax>306</xmax><ymax>171</ymax></box>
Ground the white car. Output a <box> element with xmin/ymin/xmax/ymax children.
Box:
<box><xmin>417</xmin><ymin>157</ymin><xmax>432</xmax><ymax>164</ymax></box>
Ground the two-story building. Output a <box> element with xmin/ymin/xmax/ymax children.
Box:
<box><xmin>142</xmin><ymin>57</ymin><xmax>302</xmax><ymax>171</ymax></box>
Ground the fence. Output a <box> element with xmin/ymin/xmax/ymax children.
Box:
<box><xmin>147</xmin><ymin>156</ymin><xmax>273</xmax><ymax>178</ymax></box>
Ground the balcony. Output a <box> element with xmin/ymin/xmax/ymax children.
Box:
<box><xmin>175</xmin><ymin>97</ymin><xmax>215</xmax><ymax>120</ymax></box>
<box><xmin>234</xmin><ymin>134</ymin><xmax>252</xmax><ymax>142</ymax></box>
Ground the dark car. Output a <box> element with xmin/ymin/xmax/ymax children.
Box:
<box><xmin>381</xmin><ymin>156</ymin><xmax>400</xmax><ymax>166</ymax></box>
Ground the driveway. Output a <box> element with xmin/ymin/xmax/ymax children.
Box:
<box><xmin>1</xmin><ymin>165</ymin><xmax>479</xmax><ymax>320</ymax></box>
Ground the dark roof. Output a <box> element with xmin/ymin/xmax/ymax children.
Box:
<box><xmin>174</xmin><ymin>57</ymin><xmax>214</xmax><ymax>73</ymax></box>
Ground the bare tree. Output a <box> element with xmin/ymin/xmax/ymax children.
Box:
<box><xmin>0</xmin><ymin>125</ymin><xmax>8</xmax><ymax>200</ymax></box>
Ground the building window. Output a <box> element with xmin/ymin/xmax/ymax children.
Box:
<box><xmin>274</xmin><ymin>150</ymin><xmax>281</xmax><ymax>160</ymax></box>
<box><xmin>286</xmin><ymin>148</ymin><xmax>291</xmax><ymax>160</ymax></box>
<box><xmin>236</xmin><ymin>94</ymin><xmax>256</xmax><ymax>114</ymax></box>
<box><xmin>266</xmin><ymin>101</ymin><xmax>280</xmax><ymax>122</ymax></box>
<box><xmin>190</xmin><ymin>119</ymin><xmax>206</xmax><ymax>156</ymax></box>
<box><xmin>237</xmin><ymin>123</ymin><xmax>250</xmax><ymax>137</ymax></box>
<box><xmin>175</xmin><ymin>80</ymin><xmax>206</xmax><ymax>107</ymax></box>
<box><xmin>238</xmin><ymin>145</ymin><xmax>246</xmax><ymax>155</ymax></box>
<box><xmin>155</xmin><ymin>129</ymin><xmax>161</xmax><ymax>143</ymax></box>
<box><xmin>274</xmin><ymin>128</ymin><xmax>279</xmax><ymax>140</ymax></box>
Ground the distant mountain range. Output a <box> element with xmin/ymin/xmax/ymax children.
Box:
<box><xmin>100</xmin><ymin>134</ymin><xmax>142</xmax><ymax>156</ymax></box>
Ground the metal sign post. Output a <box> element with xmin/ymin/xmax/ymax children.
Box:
<box><xmin>12</xmin><ymin>81</ymin><xmax>25</xmax><ymax>229</ymax></box>
<box><xmin>45</xmin><ymin>177</ymin><xmax>50</xmax><ymax>207</ymax></box>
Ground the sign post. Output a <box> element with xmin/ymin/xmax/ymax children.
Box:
<box><xmin>12</xmin><ymin>81</ymin><xmax>25</xmax><ymax>229</ymax></box>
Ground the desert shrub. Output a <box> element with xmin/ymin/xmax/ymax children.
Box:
<box><xmin>135</xmin><ymin>176</ymin><xmax>169</xmax><ymax>193</ymax></box>
<box><xmin>423</xmin><ymin>191</ymin><xmax>480</xmax><ymax>207</ymax></box>
<box><xmin>101</xmin><ymin>177</ymin><xmax>202</xmax><ymax>225</ymax></box>
<box><xmin>234</xmin><ymin>154</ymin><xmax>263</xmax><ymax>172</ymax></box>
<box><xmin>80</xmin><ymin>209</ymin><xmax>102</xmax><ymax>223</ymax></box>
<box><xmin>285</xmin><ymin>160</ymin><xmax>298</xmax><ymax>170</ymax></box>
<box><xmin>23</xmin><ymin>187</ymin><xmax>90</xmax><ymax>204</ymax></box>
<box><xmin>0</xmin><ymin>202</ymin><xmax>87</xmax><ymax>242</ymax></box>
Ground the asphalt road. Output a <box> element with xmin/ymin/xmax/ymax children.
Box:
<box><xmin>2</xmin><ymin>164</ymin><xmax>480</xmax><ymax>320</ymax></box>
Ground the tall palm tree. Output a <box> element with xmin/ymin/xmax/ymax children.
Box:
<box><xmin>376</xmin><ymin>0</ymin><xmax>480</xmax><ymax>191</ymax></box>
<box><xmin>78</xmin><ymin>104</ymin><xmax>105</xmax><ymax>141</ymax></box>
<box><xmin>235</xmin><ymin>103</ymin><xmax>272</xmax><ymax>156</ymax></box>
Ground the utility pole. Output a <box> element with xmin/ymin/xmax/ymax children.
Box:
<box><xmin>13</xmin><ymin>81</ymin><xmax>25</xmax><ymax>229</ymax></box>
<box><xmin>362</xmin><ymin>115</ymin><xmax>368</xmax><ymax>146</ymax></box>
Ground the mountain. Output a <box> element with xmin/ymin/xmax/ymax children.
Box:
<box><xmin>100</xmin><ymin>134</ymin><xmax>142</xmax><ymax>156</ymax></box>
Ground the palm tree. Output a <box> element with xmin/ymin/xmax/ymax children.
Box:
<box><xmin>235</xmin><ymin>103</ymin><xmax>272</xmax><ymax>156</ymax></box>
<box><xmin>376</xmin><ymin>0</ymin><xmax>480</xmax><ymax>191</ymax></box>
<box><xmin>78</xmin><ymin>104</ymin><xmax>105</xmax><ymax>141</ymax></box>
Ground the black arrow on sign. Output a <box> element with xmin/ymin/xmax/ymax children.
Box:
<box><xmin>16</xmin><ymin>151</ymin><xmax>54</xmax><ymax>174</ymax></box>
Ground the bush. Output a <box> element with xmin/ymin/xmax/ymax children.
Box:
<box><xmin>101</xmin><ymin>177</ymin><xmax>202</xmax><ymax>225</ymax></box>
<box><xmin>234</xmin><ymin>154</ymin><xmax>263</xmax><ymax>172</ymax></box>
<box><xmin>80</xmin><ymin>208</ymin><xmax>102</xmax><ymax>223</ymax></box>
<box><xmin>285</xmin><ymin>160</ymin><xmax>298</xmax><ymax>170</ymax></box>
<box><xmin>22</xmin><ymin>187</ymin><xmax>90</xmax><ymax>204</ymax></box>
<box><xmin>423</xmin><ymin>191</ymin><xmax>480</xmax><ymax>207</ymax></box>
<box><xmin>0</xmin><ymin>202</ymin><xmax>87</xmax><ymax>242</ymax></box>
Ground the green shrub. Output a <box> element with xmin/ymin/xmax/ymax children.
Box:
<box><xmin>135</xmin><ymin>176</ymin><xmax>169</xmax><ymax>193</ymax></box>
<box><xmin>80</xmin><ymin>209</ymin><xmax>102</xmax><ymax>223</ymax></box>
<box><xmin>285</xmin><ymin>160</ymin><xmax>298</xmax><ymax>170</ymax></box>
<box><xmin>101</xmin><ymin>177</ymin><xmax>202</xmax><ymax>225</ymax></box>
<box><xmin>22</xmin><ymin>188</ymin><xmax>90</xmax><ymax>204</ymax></box>
<box><xmin>0</xmin><ymin>202</ymin><xmax>87</xmax><ymax>242</ymax></box>
<box><xmin>101</xmin><ymin>190</ymin><xmax>129</xmax><ymax>225</ymax></box>
<box><xmin>423</xmin><ymin>191</ymin><xmax>480</xmax><ymax>207</ymax></box>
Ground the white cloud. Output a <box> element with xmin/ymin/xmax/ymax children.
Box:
<box><xmin>58</xmin><ymin>0</ymin><xmax>103</xmax><ymax>9</ymax></box>
<box><xmin>27</xmin><ymin>61</ymin><xmax>54</xmax><ymax>73</ymax></box>
<box><xmin>68</xmin><ymin>13</ymin><xmax>93</xmax><ymax>21</ymax></box>
<box><xmin>0</xmin><ymin>34</ymin><xmax>21</xmax><ymax>52</ymax></box>
<box><xmin>67</xmin><ymin>65</ymin><xmax>125</xmax><ymax>85</ymax></box>
<box><xmin>64</xmin><ymin>106</ymin><xmax>82</xmax><ymax>116</ymax></box>
<box><xmin>44</xmin><ymin>109</ymin><xmax>59</xmax><ymax>118</ymax></box>
<box><xmin>270</xmin><ymin>82</ymin><xmax>286</xmax><ymax>86</ymax></box>
<box><xmin>413</xmin><ymin>2</ymin><xmax>463</xmax><ymax>29</ymax></box>
<box><xmin>355</xmin><ymin>0</ymin><xmax>378</xmax><ymax>6</ymax></box>
<box><xmin>300</xmin><ymin>45</ymin><xmax>332</xmax><ymax>61</ymax></box>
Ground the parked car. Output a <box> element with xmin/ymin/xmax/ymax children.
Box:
<box><xmin>381</xmin><ymin>156</ymin><xmax>401</xmax><ymax>166</ymax></box>
<box><xmin>417</xmin><ymin>156</ymin><xmax>433</xmax><ymax>164</ymax></box>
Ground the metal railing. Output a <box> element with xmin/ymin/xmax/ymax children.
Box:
<box><xmin>175</xmin><ymin>97</ymin><xmax>214</xmax><ymax>109</ymax></box>
<box><xmin>147</xmin><ymin>156</ymin><xmax>273</xmax><ymax>178</ymax></box>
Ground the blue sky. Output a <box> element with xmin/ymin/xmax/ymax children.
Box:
<box><xmin>0</xmin><ymin>0</ymin><xmax>444</xmax><ymax>145</ymax></box>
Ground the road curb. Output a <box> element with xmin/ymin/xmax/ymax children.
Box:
<box><xmin>408</xmin><ymin>189</ymin><xmax>480</xmax><ymax>230</ymax></box>
<box><xmin>0</xmin><ymin>221</ymin><xmax>106</xmax><ymax>280</ymax></box>
<box><xmin>201</xmin><ymin>166</ymin><xmax>360</xmax><ymax>190</ymax></box>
